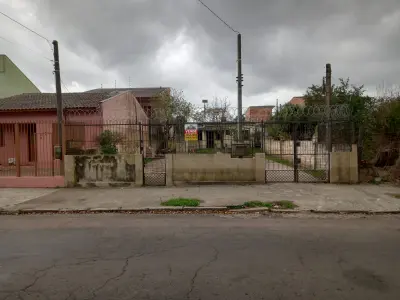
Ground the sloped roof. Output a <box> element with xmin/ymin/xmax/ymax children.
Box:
<box><xmin>289</xmin><ymin>97</ymin><xmax>305</xmax><ymax>105</ymax></box>
<box><xmin>85</xmin><ymin>87</ymin><xmax>169</xmax><ymax>98</ymax></box>
<box><xmin>0</xmin><ymin>92</ymin><xmax>112</xmax><ymax>111</ymax></box>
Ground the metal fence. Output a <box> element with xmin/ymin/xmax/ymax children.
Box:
<box><xmin>0</xmin><ymin>118</ymin><xmax>354</xmax><ymax>183</ymax></box>
<box><xmin>0</xmin><ymin>121</ymin><xmax>62</xmax><ymax>177</ymax></box>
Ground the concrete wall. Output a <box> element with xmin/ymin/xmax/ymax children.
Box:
<box><xmin>167</xmin><ymin>153</ymin><xmax>265</xmax><ymax>184</ymax></box>
<box><xmin>0</xmin><ymin>55</ymin><xmax>40</xmax><ymax>98</ymax></box>
<box><xmin>64</xmin><ymin>154</ymin><xmax>143</xmax><ymax>187</ymax></box>
<box><xmin>330</xmin><ymin>145</ymin><xmax>358</xmax><ymax>184</ymax></box>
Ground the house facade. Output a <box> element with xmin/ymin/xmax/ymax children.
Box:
<box><xmin>0</xmin><ymin>55</ymin><xmax>40</xmax><ymax>98</ymax></box>
<box><xmin>0</xmin><ymin>91</ymin><xmax>149</xmax><ymax>185</ymax></box>
<box><xmin>86</xmin><ymin>87</ymin><xmax>170</xmax><ymax>119</ymax></box>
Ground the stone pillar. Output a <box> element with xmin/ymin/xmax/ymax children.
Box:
<box><xmin>329</xmin><ymin>144</ymin><xmax>358</xmax><ymax>184</ymax></box>
<box><xmin>255</xmin><ymin>153</ymin><xmax>265</xmax><ymax>183</ymax></box>
<box><xmin>64</xmin><ymin>155</ymin><xmax>76</xmax><ymax>187</ymax></box>
<box><xmin>349</xmin><ymin>144</ymin><xmax>359</xmax><ymax>183</ymax></box>
<box><xmin>165</xmin><ymin>154</ymin><xmax>173</xmax><ymax>186</ymax></box>
<box><xmin>134</xmin><ymin>154</ymin><xmax>143</xmax><ymax>187</ymax></box>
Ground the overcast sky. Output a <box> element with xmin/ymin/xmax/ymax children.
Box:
<box><xmin>0</xmin><ymin>0</ymin><xmax>399</xmax><ymax>107</ymax></box>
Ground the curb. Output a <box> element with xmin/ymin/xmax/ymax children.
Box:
<box><xmin>1</xmin><ymin>207</ymin><xmax>400</xmax><ymax>215</ymax></box>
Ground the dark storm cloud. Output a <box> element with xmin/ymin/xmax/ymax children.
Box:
<box><xmin>2</xmin><ymin>0</ymin><xmax>400</xmax><ymax>103</ymax></box>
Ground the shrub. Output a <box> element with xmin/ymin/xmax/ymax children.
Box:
<box><xmin>97</xmin><ymin>130</ymin><xmax>123</xmax><ymax>155</ymax></box>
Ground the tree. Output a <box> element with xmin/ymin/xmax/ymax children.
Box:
<box><xmin>304</xmin><ymin>78</ymin><xmax>374</xmax><ymax>124</ymax></box>
<box><xmin>268</xmin><ymin>104</ymin><xmax>315</xmax><ymax>140</ymax></box>
<box><xmin>150</xmin><ymin>89</ymin><xmax>194</xmax><ymax>152</ymax></box>
<box><xmin>151</xmin><ymin>89</ymin><xmax>194</xmax><ymax>124</ymax></box>
<box><xmin>192</xmin><ymin>97</ymin><xmax>234</xmax><ymax>123</ymax></box>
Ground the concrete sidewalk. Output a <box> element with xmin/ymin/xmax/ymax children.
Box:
<box><xmin>1</xmin><ymin>183</ymin><xmax>400</xmax><ymax>213</ymax></box>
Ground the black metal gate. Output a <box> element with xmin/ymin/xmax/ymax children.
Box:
<box><xmin>264</xmin><ymin>121</ymin><xmax>352</xmax><ymax>183</ymax></box>
<box><xmin>141</xmin><ymin>123</ymin><xmax>168</xmax><ymax>186</ymax></box>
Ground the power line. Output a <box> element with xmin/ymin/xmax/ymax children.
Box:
<box><xmin>61</xmin><ymin>80</ymin><xmax>71</xmax><ymax>93</ymax></box>
<box><xmin>0</xmin><ymin>35</ymin><xmax>53</xmax><ymax>62</ymax></box>
<box><xmin>196</xmin><ymin>0</ymin><xmax>239</xmax><ymax>34</ymax></box>
<box><xmin>0</xmin><ymin>11</ymin><xmax>51</xmax><ymax>44</ymax></box>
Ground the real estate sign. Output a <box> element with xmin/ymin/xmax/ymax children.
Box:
<box><xmin>184</xmin><ymin>124</ymin><xmax>198</xmax><ymax>141</ymax></box>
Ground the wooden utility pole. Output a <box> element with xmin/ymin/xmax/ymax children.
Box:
<box><xmin>325</xmin><ymin>63</ymin><xmax>332</xmax><ymax>152</ymax></box>
<box><xmin>52</xmin><ymin>40</ymin><xmax>63</xmax><ymax>160</ymax></box>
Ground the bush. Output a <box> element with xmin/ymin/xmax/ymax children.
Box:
<box><xmin>97</xmin><ymin>130</ymin><xmax>123</xmax><ymax>155</ymax></box>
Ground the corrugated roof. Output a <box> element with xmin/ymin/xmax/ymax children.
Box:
<box><xmin>85</xmin><ymin>87</ymin><xmax>169</xmax><ymax>98</ymax></box>
<box><xmin>0</xmin><ymin>92</ymin><xmax>112</xmax><ymax>111</ymax></box>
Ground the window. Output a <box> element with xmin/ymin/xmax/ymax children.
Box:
<box><xmin>225</xmin><ymin>130</ymin><xmax>231</xmax><ymax>136</ymax></box>
<box><xmin>143</xmin><ymin>105</ymin><xmax>152</xmax><ymax>118</ymax></box>
<box><xmin>198</xmin><ymin>130</ymin><xmax>203</xmax><ymax>141</ymax></box>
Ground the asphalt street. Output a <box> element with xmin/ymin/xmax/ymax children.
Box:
<box><xmin>0</xmin><ymin>213</ymin><xmax>399</xmax><ymax>299</ymax></box>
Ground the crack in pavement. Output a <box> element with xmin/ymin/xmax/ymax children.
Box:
<box><xmin>87</xmin><ymin>254</ymin><xmax>133</xmax><ymax>300</ymax></box>
<box><xmin>186</xmin><ymin>246</ymin><xmax>219</xmax><ymax>300</ymax></box>
<box><xmin>87</xmin><ymin>244</ymin><xmax>190</xmax><ymax>299</ymax></box>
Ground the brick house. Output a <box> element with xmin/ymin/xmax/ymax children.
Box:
<box><xmin>244</xmin><ymin>106</ymin><xmax>275</xmax><ymax>122</ymax></box>
<box><xmin>86</xmin><ymin>87</ymin><xmax>170</xmax><ymax>119</ymax></box>
<box><xmin>0</xmin><ymin>91</ymin><xmax>149</xmax><ymax>176</ymax></box>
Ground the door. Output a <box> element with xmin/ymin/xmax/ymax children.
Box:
<box><xmin>206</xmin><ymin>131</ymin><xmax>214</xmax><ymax>148</ymax></box>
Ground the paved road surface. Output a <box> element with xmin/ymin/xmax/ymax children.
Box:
<box><xmin>1</xmin><ymin>214</ymin><xmax>400</xmax><ymax>299</ymax></box>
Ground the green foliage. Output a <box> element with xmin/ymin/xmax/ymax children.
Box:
<box><xmin>152</xmin><ymin>89</ymin><xmax>193</xmax><ymax>123</ymax></box>
<box><xmin>237</xmin><ymin>200</ymin><xmax>297</xmax><ymax>209</ymax></box>
<box><xmin>268</xmin><ymin>104</ymin><xmax>315</xmax><ymax>140</ymax></box>
<box><xmin>97</xmin><ymin>130</ymin><xmax>123</xmax><ymax>155</ymax></box>
<box><xmin>304</xmin><ymin>78</ymin><xmax>374</xmax><ymax>126</ymax></box>
<box><xmin>161</xmin><ymin>198</ymin><xmax>201</xmax><ymax>207</ymax></box>
<box><xmin>304</xmin><ymin>77</ymin><xmax>399</xmax><ymax>167</ymax></box>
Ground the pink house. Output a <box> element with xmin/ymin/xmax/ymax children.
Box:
<box><xmin>0</xmin><ymin>90</ymin><xmax>149</xmax><ymax>187</ymax></box>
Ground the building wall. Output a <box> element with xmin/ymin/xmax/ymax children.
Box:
<box><xmin>101</xmin><ymin>91</ymin><xmax>149</xmax><ymax>154</ymax></box>
<box><xmin>0</xmin><ymin>112</ymin><xmax>56</xmax><ymax>167</ymax></box>
<box><xmin>0</xmin><ymin>55</ymin><xmax>40</xmax><ymax>98</ymax></box>
<box><xmin>64</xmin><ymin>111</ymin><xmax>102</xmax><ymax>150</ymax></box>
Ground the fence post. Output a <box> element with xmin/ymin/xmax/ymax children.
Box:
<box><xmin>139</xmin><ymin>122</ymin><xmax>143</xmax><ymax>155</ymax></box>
<box><xmin>261</xmin><ymin>121</ymin><xmax>265</xmax><ymax>152</ymax></box>
<box><xmin>14</xmin><ymin>123</ymin><xmax>21</xmax><ymax>177</ymax></box>
<box><xmin>293</xmin><ymin>123</ymin><xmax>299</xmax><ymax>183</ymax></box>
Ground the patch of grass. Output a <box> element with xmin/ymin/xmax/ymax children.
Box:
<box><xmin>387</xmin><ymin>193</ymin><xmax>400</xmax><ymax>199</ymax></box>
<box><xmin>272</xmin><ymin>200</ymin><xmax>298</xmax><ymax>209</ymax></box>
<box><xmin>303</xmin><ymin>169</ymin><xmax>326</xmax><ymax>179</ymax></box>
<box><xmin>265</xmin><ymin>155</ymin><xmax>293</xmax><ymax>167</ymax></box>
<box><xmin>243</xmin><ymin>201</ymin><xmax>273</xmax><ymax>208</ymax></box>
<box><xmin>161</xmin><ymin>198</ymin><xmax>201</xmax><ymax>207</ymax></box>
<box><xmin>230</xmin><ymin>200</ymin><xmax>298</xmax><ymax>210</ymax></box>
<box><xmin>144</xmin><ymin>158</ymin><xmax>153</xmax><ymax>164</ymax></box>
<box><xmin>226</xmin><ymin>205</ymin><xmax>246</xmax><ymax>209</ymax></box>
